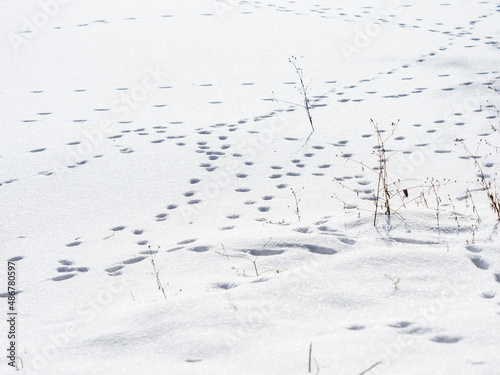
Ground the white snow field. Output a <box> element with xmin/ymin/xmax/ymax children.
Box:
<box><xmin>1</xmin><ymin>0</ymin><xmax>500</xmax><ymax>374</ymax></box>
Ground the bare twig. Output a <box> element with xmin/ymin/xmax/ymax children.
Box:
<box><xmin>148</xmin><ymin>245</ymin><xmax>167</xmax><ymax>299</ymax></box>
<box><xmin>308</xmin><ymin>343</ymin><xmax>312</xmax><ymax>373</ymax></box>
<box><xmin>462</xmin><ymin>143</ymin><xmax>500</xmax><ymax>220</ymax></box>
<box><xmin>289</xmin><ymin>56</ymin><xmax>315</xmax><ymax>131</ymax></box>
<box><xmin>289</xmin><ymin>187</ymin><xmax>304</xmax><ymax>222</ymax></box>
<box><xmin>372</xmin><ymin>119</ymin><xmax>399</xmax><ymax>224</ymax></box>
<box><xmin>265</xmin><ymin>219</ymin><xmax>285</xmax><ymax>225</ymax></box>
<box><xmin>216</xmin><ymin>238</ymin><xmax>276</xmax><ymax>277</ymax></box>
<box><xmin>448</xmin><ymin>195</ymin><xmax>460</xmax><ymax>228</ymax></box>
<box><xmin>466</xmin><ymin>189</ymin><xmax>482</xmax><ymax>224</ymax></box>
<box><xmin>384</xmin><ymin>274</ymin><xmax>400</xmax><ymax>291</ymax></box>
<box><xmin>359</xmin><ymin>362</ymin><xmax>382</xmax><ymax>375</ymax></box>
<box><xmin>103</xmin><ymin>232</ymin><xmax>115</xmax><ymax>240</ymax></box>
<box><xmin>335</xmin><ymin>119</ymin><xmax>457</xmax><ymax>226</ymax></box>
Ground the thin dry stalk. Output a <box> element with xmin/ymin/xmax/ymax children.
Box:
<box><xmin>336</xmin><ymin>119</ymin><xmax>457</xmax><ymax>226</ymax></box>
<box><xmin>430</xmin><ymin>179</ymin><xmax>442</xmax><ymax>228</ymax></box>
<box><xmin>484</xmin><ymin>86</ymin><xmax>500</xmax><ymax>145</ymax></box>
<box><xmin>289</xmin><ymin>56</ymin><xmax>314</xmax><ymax>131</ymax></box>
<box><xmin>308</xmin><ymin>343</ymin><xmax>312</xmax><ymax>373</ymax></box>
<box><xmin>289</xmin><ymin>187</ymin><xmax>304</xmax><ymax>222</ymax></box>
<box><xmin>335</xmin><ymin>175</ymin><xmax>453</xmax><ymax>223</ymax></box>
<box><xmin>359</xmin><ymin>362</ymin><xmax>382</xmax><ymax>375</ymax></box>
<box><xmin>148</xmin><ymin>245</ymin><xmax>167</xmax><ymax>299</ymax></box>
<box><xmin>265</xmin><ymin>219</ymin><xmax>285</xmax><ymax>225</ymax></box>
<box><xmin>462</xmin><ymin>143</ymin><xmax>500</xmax><ymax>220</ymax></box>
<box><xmin>216</xmin><ymin>238</ymin><xmax>276</xmax><ymax>277</ymax></box>
<box><xmin>466</xmin><ymin>189</ymin><xmax>482</xmax><ymax>224</ymax></box>
<box><xmin>14</xmin><ymin>357</ymin><xmax>24</xmax><ymax>370</ymax></box>
<box><xmin>336</xmin><ymin>119</ymin><xmax>404</xmax><ymax>225</ymax></box>
<box><xmin>448</xmin><ymin>195</ymin><xmax>460</xmax><ymax>228</ymax></box>
<box><xmin>372</xmin><ymin>119</ymin><xmax>399</xmax><ymax>224</ymax></box>
<box><xmin>103</xmin><ymin>232</ymin><xmax>115</xmax><ymax>240</ymax></box>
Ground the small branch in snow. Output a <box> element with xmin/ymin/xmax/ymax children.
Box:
<box><xmin>149</xmin><ymin>245</ymin><xmax>167</xmax><ymax>299</ymax></box>
<box><xmin>359</xmin><ymin>362</ymin><xmax>381</xmax><ymax>375</ymax></box>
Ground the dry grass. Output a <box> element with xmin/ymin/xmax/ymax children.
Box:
<box><xmin>334</xmin><ymin>119</ymin><xmax>454</xmax><ymax>226</ymax></box>
<box><xmin>148</xmin><ymin>245</ymin><xmax>167</xmax><ymax>299</ymax></box>
<box><xmin>289</xmin><ymin>55</ymin><xmax>314</xmax><ymax>131</ymax></box>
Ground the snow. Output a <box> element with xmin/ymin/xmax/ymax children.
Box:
<box><xmin>1</xmin><ymin>0</ymin><xmax>500</xmax><ymax>374</ymax></box>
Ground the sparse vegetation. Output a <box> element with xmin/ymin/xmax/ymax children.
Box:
<box><xmin>384</xmin><ymin>274</ymin><xmax>400</xmax><ymax>291</ymax></box>
<box><xmin>216</xmin><ymin>239</ymin><xmax>280</xmax><ymax>277</ymax></box>
<box><xmin>460</xmin><ymin>131</ymin><xmax>500</xmax><ymax>221</ymax></box>
<box><xmin>148</xmin><ymin>245</ymin><xmax>167</xmax><ymax>299</ymax></box>
<box><xmin>289</xmin><ymin>187</ymin><xmax>304</xmax><ymax>222</ymax></box>
<box><xmin>483</xmin><ymin>86</ymin><xmax>500</xmax><ymax>145</ymax></box>
<box><xmin>289</xmin><ymin>56</ymin><xmax>315</xmax><ymax>131</ymax></box>
<box><xmin>359</xmin><ymin>362</ymin><xmax>381</xmax><ymax>375</ymax></box>
<box><xmin>308</xmin><ymin>343</ymin><xmax>320</xmax><ymax>374</ymax></box>
<box><xmin>334</xmin><ymin>119</ymin><xmax>454</xmax><ymax>226</ymax></box>
<box><xmin>265</xmin><ymin>219</ymin><xmax>286</xmax><ymax>225</ymax></box>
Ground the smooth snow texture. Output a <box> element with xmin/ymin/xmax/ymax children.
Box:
<box><xmin>1</xmin><ymin>0</ymin><xmax>500</xmax><ymax>374</ymax></box>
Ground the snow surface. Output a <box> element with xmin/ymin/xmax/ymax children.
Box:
<box><xmin>1</xmin><ymin>0</ymin><xmax>500</xmax><ymax>374</ymax></box>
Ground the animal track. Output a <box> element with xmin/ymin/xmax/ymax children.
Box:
<box><xmin>178</xmin><ymin>239</ymin><xmax>197</xmax><ymax>245</ymax></box>
<box><xmin>235</xmin><ymin>188</ymin><xmax>251</xmax><ymax>192</ymax></box>
<box><xmin>156</xmin><ymin>213</ymin><xmax>168</xmax><ymax>221</ymax></box>
<box><xmin>66</xmin><ymin>241</ymin><xmax>82</xmax><ymax>247</ymax></box>
<box><xmin>106</xmin><ymin>265</ymin><xmax>124</xmax><ymax>273</ymax></box>
<box><xmin>30</xmin><ymin>148</ymin><xmax>46</xmax><ymax>153</ymax></box>
<box><xmin>389</xmin><ymin>321</ymin><xmax>412</xmax><ymax>328</ymax></box>
<box><xmin>52</xmin><ymin>260</ymin><xmax>88</xmax><ymax>281</ymax></box>
<box><xmin>347</xmin><ymin>325</ymin><xmax>365</xmax><ymax>330</ymax></box>
<box><xmin>52</xmin><ymin>274</ymin><xmax>77</xmax><ymax>281</ymax></box>
<box><xmin>122</xmin><ymin>256</ymin><xmax>146</xmax><ymax>265</ymax></box>
<box><xmin>466</xmin><ymin>245</ymin><xmax>482</xmax><ymax>253</ymax></box>
<box><xmin>470</xmin><ymin>257</ymin><xmax>489</xmax><ymax>270</ymax></box>
<box><xmin>431</xmin><ymin>335</ymin><xmax>461</xmax><ymax>344</ymax></box>
<box><xmin>189</xmin><ymin>246</ymin><xmax>211</xmax><ymax>252</ymax></box>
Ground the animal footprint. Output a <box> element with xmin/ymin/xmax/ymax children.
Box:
<box><xmin>178</xmin><ymin>239</ymin><xmax>197</xmax><ymax>245</ymax></box>
<box><xmin>52</xmin><ymin>274</ymin><xmax>77</xmax><ymax>282</ymax></box>
<box><xmin>431</xmin><ymin>335</ymin><xmax>461</xmax><ymax>344</ymax></box>
<box><xmin>53</xmin><ymin>260</ymin><xmax>89</xmax><ymax>281</ymax></box>
<box><xmin>347</xmin><ymin>325</ymin><xmax>365</xmax><ymax>331</ymax></box>
<box><xmin>122</xmin><ymin>256</ymin><xmax>147</xmax><ymax>265</ymax></box>
<box><xmin>105</xmin><ymin>265</ymin><xmax>124</xmax><ymax>276</ymax></box>
<box><xmin>156</xmin><ymin>213</ymin><xmax>168</xmax><ymax>222</ymax></box>
<box><xmin>389</xmin><ymin>321</ymin><xmax>412</xmax><ymax>328</ymax></box>
<box><xmin>66</xmin><ymin>241</ymin><xmax>82</xmax><ymax>247</ymax></box>
<box><xmin>189</xmin><ymin>246</ymin><xmax>211</xmax><ymax>252</ymax></box>
<box><xmin>470</xmin><ymin>257</ymin><xmax>489</xmax><ymax>270</ymax></box>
